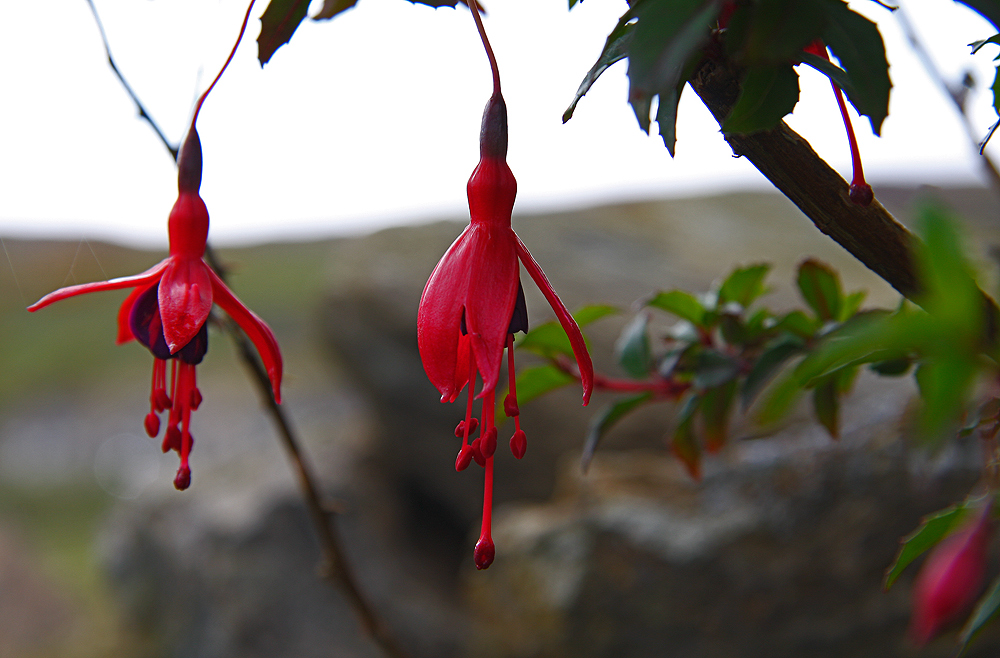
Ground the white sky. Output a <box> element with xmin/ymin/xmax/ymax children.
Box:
<box><xmin>0</xmin><ymin>0</ymin><xmax>998</xmax><ymax>248</ymax></box>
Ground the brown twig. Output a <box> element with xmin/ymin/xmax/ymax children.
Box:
<box><xmin>84</xmin><ymin>3</ymin><xmax>404</xmax><ymax>656</ymax></box>
<box><xmin>689</xmin><ymin>48</ymin><xmax>1000</xmax><ymax>340</ymax></box>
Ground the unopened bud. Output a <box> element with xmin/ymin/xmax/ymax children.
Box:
<box><xmin>482</xmin><ymin>428</ymin><xmax>498</xmax><ymax>458</ymax></box>
<box><xmin>455</xmin><ymin>446</ymin><xmax>474</xmax><ymax>472</ymax></box>
<box><xmin>471</xmin><ymin>438</ymin><xmax>486</xmax><ymax>467</ymax></box>
<box><xmin>173</xmin><ymin>466</ymin><xmax>192</xmax><ymax>491</ymax></box>
<box><xmin>474</xmin><ymin>535</ymin><xmax>495</xmax><ymax>570</ymax></box>
<box><xmin>144</xmin><ymin>413</ymin><xmax>160</xmax><ymax>438</ymax></box>
<box><xmin>455</xmin><ymin>418</ymin><xmax>479</xmax><ymax>438</ymax></box>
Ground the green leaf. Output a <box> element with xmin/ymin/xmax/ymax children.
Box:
<box><xmin>647</xmin><ymin>290</ymin><xmax>706</xmax><ymax>326</ymax></box>
<box><xmin>812</xmin><ymin>375</ymin><xmax>839</xmax><ymax>438</ymax></box>
<box><xmin>774</xmin><ymin>309</ymin><xmax>820</xmax><ymax>338</ymax></box>
<box><xmin>509</xmin><ymin>365</ymin><xmax>575</xmax><ymax>409</ymax></box>
<box><xmin>581</xmin><ymin>392</ymin><xmax>654</xmax><ymax>471</ymax></box>
<box><xmin>869</xmin><ymin>357</ymin><xmax>912</xmax><ymax>377</ymax></box>
<box><xmin>627</xmin><ymin>0</ymin><xmax>721</xmax><ymax>146</ymax></box>
<box><xmin>564</xmin><ymin>17</ymin><xmax>635</xmax><ymax>122</ymax></box>
<box><xmin>258</xmin><ymin>0</ymin><xmax>311</xmax><ymax>66</ymax></box>
<box><xmin>694</xmin><ymin>349</ymin><xmax>741</xmax><ymax>389</ymax></box>
<box><xmin>819</xmin><ymin>1</ymin><xmax>892</xmax><ymax>135</ymax></box>
<box><xmin>884</xmin><ymin>502</ymin><xmax>975</xmax><ymax>590</ymax></box>
<box><xmin>915</xmin><ymin>358</ymin><xmax>980</xmax><ymax>442</ymax></box>
<box><xmin>313</xmin><ymin>0</ymin><xmax>360</xmax><ymax>20</ymax></box>
<box><xmin>742</xmin><ymin>335</ymin><xmax>804</xmax><ymax>410</ymax></box>
<box><xmin>729</xmin><ymin>0</ymin><xmax>828</xmax><ymax>66</ymax></box>
<box><xmin>654</xmin><ymin>76</ymin><xmax>687</xmax><ymax>156</ymax></box>
<box><xmin>970</xmin><ymin>33</ymin><xmax>1000</xmax><ymax>55</ymax></box>
<box><xmin>672</xmin><ymin>394</ymin><xmax>703</xmax><ymax>479</ymax></box>
<box><xmin>616</xmin><ymin>312</ymin><xmax>652</xmax><ymax>378</ymax></box>
<box><xmin>717</xmin><ymin>263</ymin><xmax>771</xmax><ymax>308</ymax></box>
<box><xmin>723</xmin><ymin>64</ymin><xmax>800</xmax><ymax>134</ymax></box>
<box><xmin>993</xmin><ymin>66</ymin><xmax>1000</xmax><ymax>117</ymax></box>
<box><xmin>518</xmin><ymin>305</ymin><xmax>612</xmax><ymax>359</ymax></box>
<box><xmin>702</xmin><ymin>379</ymin><xmax>737</xmax><ymax>452</ymax></box>
<box><xmin>574</xmin><ymin>304</ymin><xmax>620</xmax><ymax>327</ymax></box>
<box><xmin>840</xmin><ymin>289</ymin><xmax>867</xmax><ymax>322</ymax></box>
<box><xmin>797</xmin><ymin>258</ymin><xmax>843</xmax><ymax>322</ymax></box>
<box><xmin>959</xmin><ymin>574</ymin><xmax>1000</xmax><ymax>651</ymax></box>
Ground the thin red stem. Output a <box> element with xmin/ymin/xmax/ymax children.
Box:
<box><xmin>830</xmin><ymin>80</ymin><xmax>865</xmax><ymax>188</ymax></box>
<box><xmin>190</xmin><ymin>1</ymin><xmax>256</xmax><ymax>129</ymax></box>
<box><xmin>467</xmin><ymin>0</ymin><xmax>501</xmax><ymax>95</ymax></box>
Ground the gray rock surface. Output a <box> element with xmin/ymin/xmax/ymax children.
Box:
<box><xmin>92</xmin><ymin>190</ymin><xmax>1000</xmax><ymax>657</ymax></box>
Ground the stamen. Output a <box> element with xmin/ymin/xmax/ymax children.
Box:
<box><xmin>454</xmin><ymin>418</ymin><xmax>479</xmax><ymax>438</ymax></box>
<box><xmin>456</xmin><ymin>357</ymin><xmax>478</xmax><ymax>472</ymax></box>
<box><xmin>506</xmin><ymin>334</ymin><xmax>527</xmax><ymax>459</ymax></box>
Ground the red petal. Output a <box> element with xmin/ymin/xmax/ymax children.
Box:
<box><xmin>207</xmin><ymin>267</ymin><xmax>284</xmax><ymax>403</ymax></box>
<box><xmin>158</xmin><ymin>258</ymin><xmax>214</xmax><ymax>353</ymax></box>
<box><xmin>27</xmin><ymin>259</ymin><xmax>169</xmax><ymax>312</ymax></box>
<box><xmin>417</xmin><ymin>226</ymin><xmax>475</xmax><ymax>402</ymax></box>
<box><xmin>515</xmin><ymin>236</ymin><xmax>593</xmax><ymax>405</ymax></box>
<box><xmin>464</xmin><ymin>226</ymin><xmax>519</xmax><ymax>397</ymax></box>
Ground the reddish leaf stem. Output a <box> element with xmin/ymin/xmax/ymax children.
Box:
<box><xmin>467</xmin><ymin>0</ymin><xmax>501</xmax><ymax>95</ymax></box>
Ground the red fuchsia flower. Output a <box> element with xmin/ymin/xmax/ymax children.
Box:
<box><xmin>417</xmin><ymin>0</ymin><xmax>593</xmax><ymax>570</ymax></box>
<box><xmin>910</xmin><ymin>500</ymin><xmax>994</xmax><ymax>646</ymax></box>
<box><xmin>28</xmin><ymin>3</ymin><xmax>281</xmax><ymax>491</ymax></box>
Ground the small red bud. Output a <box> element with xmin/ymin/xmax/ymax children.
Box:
<box><xmin>510</xmin><ymin>429</ymin><xmax>527</xmax><ymax>459</ymax></box>
<box><xmin>144</xmin><ymin>413</ymin><xmax>161</xmax><ymax>438</ymax></box>
<box><xmin>471</xmin><ymin>438</ymin><xmax>486</xmax><ymax>467</ymax></box>
<box><xmin>454</xmin><ymin>418</ymin><xmax>479</xmax><ymax>438</ymax></box>
<box><xmin>474</xmin><ymin>535</ymin><xmax>495</xmax><ymax>570</ymax></box>
<box><xmin>503</xmin><ymin>394</ymin><xmax>519</xmax><ymax>417</ymax></box>
<box><xmin>173</xmin><ymin>465</ymin><xmax>191</xmax><ymax>490</ymax></box>
<box><xmin>455</xmin><ymin>446</ymin><xmax>474</xmax><ymax>471</ymax></box>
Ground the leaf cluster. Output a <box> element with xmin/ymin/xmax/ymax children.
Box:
<box><xmin>565</xmin><ymin>0</ymin><xmax>892</xmax><ymax>155</ymax></box>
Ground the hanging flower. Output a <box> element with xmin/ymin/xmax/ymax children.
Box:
<box><xmin>28</xmin><ymin>4</ymin><xmax>281</xmax><ymax>490</ymax></box>
<box><xmin>417</xmin><ymin>1</ymin><xmax>593</xmax><ymax>570</ymax></box>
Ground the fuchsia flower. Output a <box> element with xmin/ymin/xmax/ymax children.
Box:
<box><xmin>417</xmin><ymin>1</ymin><xmax>593</xmax><ymax>570</ymax></box>
<box><xmin>28</xmin><ymin>5</ymin><xmax>281</xmax><ymax>491</ymax></box>
<box><xmin>910</xmin><ymin>501</ymin><xmax>993</xmax><ymax>645</ymax></box>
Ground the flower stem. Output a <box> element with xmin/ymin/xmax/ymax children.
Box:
<box><xmin>467</xmin><ymin>0</ymin><xmax>501</xmax><ymax>95</ymax></box>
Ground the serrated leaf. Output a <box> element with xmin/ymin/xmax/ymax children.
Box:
<box><xmin>970</xmin><ymin>33</ymin><xmax>1000</xmax><ymax>55</ymax></box>
<box><xmin>742</xmin><ymin>335</ymin><xmax>803</xmax><ymax>410</ymax></box>
<box><xmin>702</xmin><ymin>380</ymin><xmax>737</xmax><ymax>452</ymax></box>
<box><xmin>582</xmin><ymin>392</ymin><xmax>653</xmax><ymax>471</ymax></box>
<box><xmin>616</xmin><ymin>312</ymin><xmax>652</xmax><ymax>378</ymax></box>
<box><xmin>959</xmin><ymin>574</ymin><xmax>1000</xmax><ymax>651</ymax></box>
<box><xmin>819</xmin><ymin>1</ymin><xmax>892</xmax><ymax>135</ymax></box>
<box><xmin>718</xmin><ymin>264</ymin><xmax>771</xmax><ymax>308</ymax></box>
<box><xmin>723</xmin><ymin>64</ymin><xmax>801</xmax><ymax>134</ymax></box>
<box><xmin>627</xmin><ymin>0</ymin><xmax>720</xmax><ymax>142</ymax></box>
<box><xmin>812</xmin><ymin>376</ymin><xmax>839</xmax><ymax>438</ymax></box>
<box><xmin>258</xmin><ymin>0</ymin><xmax>311</xmax><ymax>66</ymax></box>
<box><xmin>647</xmin><ymin>289</ymin><xmax>706</xmax><ymax>326</ymax></box>
<box><xmin>797</xmin><ymin>258</ymin><xmax>843</xmax><ymax>322</ymax></box>
<box><xmin>565</xmin><ymin>17</ymin><xmax>635</xmax><ymax>122</ymax></box>
<box><xmin>655</xmin><ymin>76</ymin><xmax>687</xmax><ymax>156</ymax></box>
<box><xmin>884</xmin><ymin>502</ymin><xmax>975</xmax><ymax>590</ymax></box>
<box><xmin>313</xmin><ymin>0</ymin><xmax>359</xmax><ymax>20</ymax></box>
